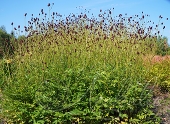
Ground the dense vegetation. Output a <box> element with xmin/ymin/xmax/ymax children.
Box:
<box><xmin>0</xmin><ymin>3</ymin><xmax>170</xmax><ymax>123</ymax></box>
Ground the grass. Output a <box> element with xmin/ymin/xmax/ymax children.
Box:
<box><xmin>0</xmin><ymin>3</ymin><xmax>170</xmax><ymax>123</ymax></box>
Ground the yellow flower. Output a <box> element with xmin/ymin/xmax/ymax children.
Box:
<box><xmin>6</xmin><ymin>59</ymin><xmax>12</xmax><ymax>64</ymax></box>
<box><xmin>4</xmin><ymin>59</ymin><xmax>12</xmax><ymax>64</ymax></box>
<box><xmin>28</xmin><ymin>51</ymin><xmax>32</xmax><ymax>55</ymax></box>
<box><xmin>24</xmin><ymin>51</ymin><xmax>32</xmax><ymax>57</ymax></box>
<box><xmin>5</xmin><ymin>110</ymin><xmax>9</xmax><ymax>112</ymax></box>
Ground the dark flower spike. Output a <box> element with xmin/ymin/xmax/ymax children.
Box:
<box><xmin>11</xmin><ymin>22</ymin><xmax>13</xmax><ymax>25</ymax></box>
<box><xmin>159</xmin><ymin>15</ymin><xmax>163</xmax><ymax>18</ymax></box>
<box><xmin>48</xmin><ymin>3</ymin><xmax>50</xmax><ymax>7</ymax></box>
<box><xmin>24</xmin><ymin>13</ymin><xmax>27</xmax><ymax>17</ymax></box>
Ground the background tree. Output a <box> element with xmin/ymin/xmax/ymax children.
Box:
<box><xmin>156</xmin><ymin>36</ymin><xmax>170</xmax><ymax>55</ymax></box>
<box><xmin>0</xmin><ymin>25</ymin><xmax>15</xmax><ymax>58</ymax></box>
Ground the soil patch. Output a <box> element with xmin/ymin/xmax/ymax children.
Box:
<box><xmin>152</xmin><ymin>86</ymin><xmax>170</xmax><ymax>124</ymax></box>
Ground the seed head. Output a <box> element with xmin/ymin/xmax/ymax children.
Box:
<box><xmin>119</xmin><ymin>14</ymin><xmax>122</xmax><ymax>17</ymax></box>
<box><xmin>159</xmin><ymin>15</ymin><xmax>163</xmax><ymax>18</ymax></box>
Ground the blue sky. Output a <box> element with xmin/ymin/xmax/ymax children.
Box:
<box><xmin>0</xmin><ymin>0</ymin><xmax>170</xmax><ymax>43</ymax></box>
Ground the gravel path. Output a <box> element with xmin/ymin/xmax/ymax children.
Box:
<box><xmin>153</xmin><ymin>91</ymin><xmax>170</xmax><ymax>124</ymax></box>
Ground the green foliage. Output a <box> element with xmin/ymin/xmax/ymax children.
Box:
<box><xmin>0</xmin><ymin>60</ymin><xmax>3</xmax><ymax>87</ymax></box>
<box><xmin>0</xmin><ymin>5</ymin><xmax>164</xmax><ymax>124</ymax></box>
<box><xmin>147</xmin><ymin>60</ymin><xmax>170</xmax><ymax>93</ymax></box>
<box><xmin>0</xmin><ymin>57</ymin><xmax>160</xmax><ymax>123</ymax></box>
<box><xmin>156</xmin><ymin>36</ymin><xmax>170</xmax><ymax>56</ymax></box>
<box><xmin>17</xmin><ymin>35</ymin><xmax>26</xmax><ymax>41</ymax></box>
<box><xmin>0</xmin><ymin>25</ymin><xmax>15</xmax><ymax>58</ymax></box>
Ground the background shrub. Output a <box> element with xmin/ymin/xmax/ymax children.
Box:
<box><xmin>146</xmin><ymin>59</ymin><xmax>170</xmax><ymax>93</ymax></box>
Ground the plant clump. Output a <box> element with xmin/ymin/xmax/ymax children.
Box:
<box><xmin>0</xmin><ymin>3</ymin><xmax>169</xmax><ymax>124</ymax></box>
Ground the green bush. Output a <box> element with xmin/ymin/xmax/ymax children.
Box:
<box><xmin>147</xmin><ymin>60</ymin><xmax>170</xmax><ymax>93</ymax></box>
<box><xmin>1</xmin><ymin>56</ymin><xmax>160</xmax><ymax>123</ymax></box>
<box><xmin>0</xmin><ymin>5</ymin><xmax>162</xmax><ymax>123</ymax></box>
